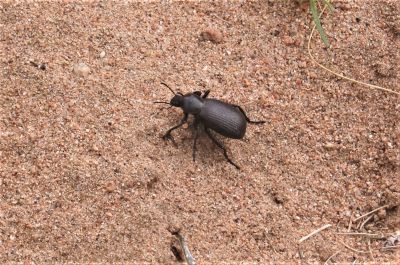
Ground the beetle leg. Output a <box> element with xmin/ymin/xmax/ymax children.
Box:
<box><xmin>163</xmin><ymin>113</ymin><xmax>189</xmax><ymax>142</ymax></box>
<box><xmin>192</xmin><ymin>120</ymin><xmax>204</xmax><ymax>162</ymax></box>
<box><xmin>205</xmin><ymin>128</ymin><xmax>240</xmax><ymax>169</ymax></box>
<box><xmin>192</xmin><ymin>125</ymin><xmax>199</xmax><ymax>162</ymax></box>
<box><xmin>202</xmin><ymin>90</ymin><xmax>211</xmax><ymax>98</ymax></box>
<box><xmin>194</xmin><ymin>90</ymin><xmax>210</xmax><ymax>98</ymax></box>
<box><xmin>232</xmin><ymin>105</ymin><xmax>265</xmax><ymax>124</ymax></box>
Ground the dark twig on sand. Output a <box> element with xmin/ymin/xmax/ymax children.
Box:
<box><xmin>172</xmin><ymin>230</ymin><xmax>196</xmax><ymax>265</ymax></box>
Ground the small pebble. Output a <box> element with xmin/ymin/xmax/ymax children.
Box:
<box><xmin>372</xmin><ymin>214</ymin><xmax>380</xmax><ymax>222</ymax></box>
<box><xmin>105</xmin><ymin>182</ymin><xmax>117</xmax><ymax>193</ymax></box>
<box><xmin>298</xmin><ymin>61</ymin><xmax>307</xmax><ymax>68</ymax></box>
<box><xmin>38</xmin><ymin>63</ymin><xmax>46</xmax><ymax>70</ymax></box>
<box><xmin>323</xmin><ymin>142</ymin><xmax>336</xmax><ymax>150</ymax></box>
<box><xmin>242</xmin><ymin>78</ymin><xmax>251</xmax><ymax>87</ymax></box>
<box><xmin>377</xmin><ymin>208</ymin><xmax>386</xmax><ymax>219</ymax></box>
<box><xmin>374</xmin><ymin>62</ymin><xmax>393</xmax><ymax>77</ymax></box>
<box><xmin>200</xmin><ymin>29</ymin><xmax>223</xmax><ymax>44</ymax></box>
<box><xmin>99</xmin><ymin>51</ymin><xmax>106</xmax><ymax>58</ymax></box>
<box><xmin>282</xmin><ymin>35</ymin><xmax>295</xmax><ymax>46</ymax></box>
<box><xmin>29</xmin><ymin>60</ymin><xmax>46</xmax><ymax>70</ymax></box>
<box><xmin>92</xmin><ymin>144</ymin><xmax>99</xmax><ymax>152</ymax></box>
<box><xmin>337</xmin><ymin>3</ymin><xmax>351</xmax><ymax>11</ymax></box>
<box><xmin>105</xmin><ymin>212</ymin><xmax>113</xmax><ymax>217</ymax></box>
<box><xmin>73</xmin><ymin>62</ymin><xmax>91</xmax><ymax>77</ymax></box>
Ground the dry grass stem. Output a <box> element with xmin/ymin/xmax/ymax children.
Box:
<box><xmin>359</xmin><ymin>215</ymin><xmax>374</xmax><ymax>231</ymax></box>
<box><xmin>340</xmin><ymin>241</ymin><xmax>371</xmax><ymax>254</ymax></box>
<box><xmin>347</xmin><ymin>212</ymin><xmax>353</xmax><ymax>232</ymax></box>
<box><xmin>323</xmin><ymin>250</ymin><xmax>341</xmax><ymax>265</ymax></box>
<box><xmin>308</xmin><ymin>8</ymin><xmax>399</xmax><ymax>96</ymax></box>
<box><xmin>299</xmin><ymin>224</ymin><xmax>332</xmax><ymax>243</ymax></box>
<box><xmin>368</xmin><ymin>239</ymin><xmax>375</xmax><ymax>262</ymax></box>
<box><xmin>381</xmin><ymin>245</ymin><xmax>400</xmax><ymax>251</ymax></box>
<box><xmin>336</xmin><ymin>232</ymin><xmax>385</xmax><ymax>239</ymax></box>
<box><xmin>353</xmin><ymin>205</ymin><xmax>389</xmax><ymax>222</ymax></box>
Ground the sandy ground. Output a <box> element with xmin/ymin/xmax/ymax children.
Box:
<box><xmin>0</xmin><ymin>0</ymin><xmax>399</xmax><ymax>263</ymax></box>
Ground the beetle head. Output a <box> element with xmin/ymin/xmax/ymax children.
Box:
<box><xmin>158</xmin><ymin>82</ymin><xmax>185</xmax><ymax>107</ymax></box>
<box><xmin>170</xmin><ymin>93</ymin><xmax>184</xmax><ymax>107</ymax></box>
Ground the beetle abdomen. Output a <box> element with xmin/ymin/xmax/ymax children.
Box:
<box><xmin>198</xmin><ymin>99</ymin><xmax>247</xmax><ymax>139</ymax></box>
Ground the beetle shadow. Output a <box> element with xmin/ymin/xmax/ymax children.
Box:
<box><xmin>183</xmin><ymin>122</ymin><xmax>238</xmax><ymax>168</ymax></box>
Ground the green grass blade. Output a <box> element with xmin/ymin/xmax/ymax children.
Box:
<box><xmin>310</xmin><ymin>0</ymin><xmax>330</xmax><ymax>47</ymax></box>
<box><xmin>322</xmin><ymin>0</ymin><xmax>334</xmax><ymax>12</ymax></box>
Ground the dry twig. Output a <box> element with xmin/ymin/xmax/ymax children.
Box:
<box><xmin>299</xmin><ymin>224</ymin><xmax>332</xmax><ymax>243</ymax></box>
<box><xmin>347</xmin><ymin>212</ymin><xmax>353</xmax><ymax>232</ymax></box>
<box><xmin>353</xmin><ymin>205</ymin><xmax>389</xmax><ymax>222</ymax></box>
<box><xmin>323</xmin><ymin>250</ymin><xmax>340</xmax><ymax>265</ymax></box>
<box><xmin>340</xmin><ymin>240</ymin><xmax>371</xmax><ymax>254</ymax></box>
<box><xmin>173</xmin><ymin>231</ymin><xmax>196</xmax><ymax>265</ymax></box>
<box><xmin>336</xmin><ymin>232</ymin><xmax>385</xmax><ymax>239</ymax></box>
<box><xmin>358</xmin><ymin>214</ymin><xmax>373</xmax><ymax>231</ymax></box>
<box><xmin>381</xmin><ymin>245</ymin><xmax>400</xmax><ymax>251</ymax></box>
<box><xmin>368</xmin><ymin>239</ymin><xmax>375</xmax><ymax>262</ymax></box>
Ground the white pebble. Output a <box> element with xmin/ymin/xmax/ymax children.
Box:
<box><xmin>73</xmin><ymin>62</ymin><xmax>91</xmax><ymax>77</ymax></box>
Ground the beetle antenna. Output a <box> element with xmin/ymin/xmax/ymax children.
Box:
<box><xmin>154</xmin><ymin>101</ymin><xmax>171</xmax><ymax>105</ymax></box>
<box><xmin>161</xmin><ymin>82</ymin><xmax>176</xmax><ymax>95</ymax></box>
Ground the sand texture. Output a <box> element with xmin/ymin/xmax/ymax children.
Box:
<box><xmin>0</xmin><ymin>0</ymin><xmax>399</xmax><ymax>263</ymax></box>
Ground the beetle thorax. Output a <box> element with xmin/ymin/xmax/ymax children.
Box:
<box><xmin>182</xmin><ymin>94</ymin><xmax>203</xmax><ymax>114</ymax></box>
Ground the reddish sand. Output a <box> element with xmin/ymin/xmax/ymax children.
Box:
<box><xmin>0</xmin><ymin>1</ymin><xmax>399</xmax><ymax>263</ymax></box>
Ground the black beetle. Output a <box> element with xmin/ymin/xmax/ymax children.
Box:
<box><xmin>155</xmin><ymin>82</ymin><xmax>265</xmax><ymax>169</ymax></box>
